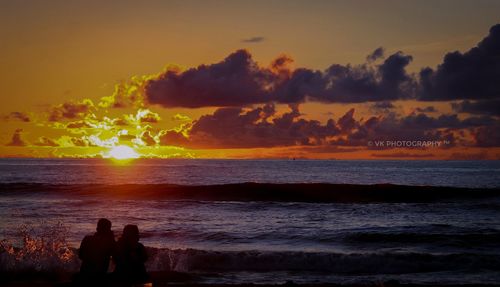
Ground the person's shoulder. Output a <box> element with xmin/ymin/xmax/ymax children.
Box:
<box><xmin>137</xmin><ymin>242</ymin><xmax>146</xmax><ymax>250</ymax></box>
<box><xmin>82</xmin><ymin>234</ymin><xmax>95</xmax><ymax>241</ymax></box>
<box><xmin>79</xmin><ymin>234</ymin><xmax>95</xmax><ymax>250</ymax></box>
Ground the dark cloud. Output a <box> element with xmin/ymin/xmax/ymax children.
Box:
<box><xmin>49</xmin><ymin>100</ymin><xmax>94</xmax><ymax>121</ymax></box>
<box><xmin>270</xmin><ymin>54</ymin><xmax>294</xmax><ymax>81</ymax></box>
<box><xmin>366</xmin><ymin>47</ymin><xmax>385</xmax><ymax>62</ymax></box>
<box><xmin>146</xmin><ymin>50</ymin><xmax>275</xmax><ymax>108</ymax></box>
<box><xmin>159</xmin><ymin>104</ymin><xmax>494</xmax><ymax>149</ymax></box>
<box><xmin>415</xmin><ymin>106</ymin><xmax>437</xmax><ymax>113</ymax></box>
<box><xmin>470</xmin><ymin>124</ymin><xmax>500</xmax><ymax>147</ymax></box>
<box><xmin>336</xmin><ymin>108</ymin><xmax>357</xmax><ymax>133</ymax></box>
<box><xmin>370</xmin><ymin>101</ymin><xmax>395</xmax><ymax>112</ymax></box>
<box><xmin>335</xmin><ymin>112</ymin><xmax>460</xmax><ymax>148</ymax></box>
<box><xmin>452</xmin><ymin>99</ymin><xmax>500</xmax><ymax>116</ymax></box>
<box><xmin>159</xmin><ymin>129</ymin><xmax>190</xmax><ymax>146</ymax></box>
<box><xmin>98</xmin><ymin>81</ymin><xmax>145</xmax><ymax>109</ymax></box>
<box><xmin>145</xmin><ymin>49</ymin><xmax>415</xmax><ymax>107</ymax></box>
<box><xmin>6</xmin><ymin>129</ymin><xmax>27</xmax><ymax>146</ymax></box>
<box><xmin>242</xmin><ymin>36</ymin><xmax>265</xmax><ymax>43</ymax></box>
<box><xmin>131</xmin><ymin>24</ymin><xmax>499</xmax><ymax>109</ymax></box>
<box><xmin>4</xmin><ymin>112</ymin><xmax>30</xmax><ymax>122</ymax></box>
<box><xmin>161</xmin><ymin>104</ymin><xmax>340</xmax><ymax>148</ymax></box>
<box><xmin>348</xmin><ymin>112</ymin><xmax>499</xmax><ymax>149</ymax></box>
<box><xmin>22</xmin><ymin>24</ymin><xmax>496</xmax><ymax>156</ymax></box>
<box><xmin>418</xmin><ymin>24</ymin><xmax>500</xmax><ymax>101</ymax></box>
<box><xmin>274</xmin><ymin>50</ymin><xmax>415</xmax><ymax>103</ymax></box>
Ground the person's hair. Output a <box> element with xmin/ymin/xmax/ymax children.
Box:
<box><xmin>96</xmin><ymin>218</ymin><xmax>112</xmax><ymax>233</ymax></box>
<box><xmin>122</xmin><ymin>224</ymin><xmax>140</xmax><ymax>242</ymax></box>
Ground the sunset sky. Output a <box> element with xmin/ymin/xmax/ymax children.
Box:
<box><xmin>1</xmin><ymin>0</ymin><xmax>499</xmax><ymax>159</ymax></box>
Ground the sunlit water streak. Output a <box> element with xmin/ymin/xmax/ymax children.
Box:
<box><xmin>1</xmin><ymin>158</ymin><xmax>499</xmax><ymax>187</ymax></box>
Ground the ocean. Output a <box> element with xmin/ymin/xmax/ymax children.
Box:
<box><xmin>1</xmin><ymin>158</ymin><xmax>500</xmax><ymax>284</ymax></box>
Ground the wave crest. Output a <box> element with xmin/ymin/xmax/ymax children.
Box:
<box><xmin>0</xmin><ymin>222</ymin><xmax>79</xmax><ymax>273</ymax></box>
<box><xmin>147</xmin><ymin>248</ymin><xmax>500</xmax><ymax>274</ymax></box>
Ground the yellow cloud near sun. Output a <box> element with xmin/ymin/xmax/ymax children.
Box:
<box><xmin>105</xmin><ymin>145</ymin><xmax>140</xmax><ymax>160</ymax></box>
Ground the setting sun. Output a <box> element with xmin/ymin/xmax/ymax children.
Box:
<box><xmin>2</xmin><ymin>2</ymin><xmax>500</xmax><ymax>287</ymax></box>
<box><xmin>106</xmin><ymin>145</ymin><xmax>140</xmax><ymax>160</ymax></box>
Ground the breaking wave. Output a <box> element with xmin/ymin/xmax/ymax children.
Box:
<box><xmin>0</xmin><ymin>222</ymin><xmax>79</xmax><ymax>273</ymax></box>
<box><xmin>2</xmin><ymin>223</ymin><xmax>498</xmax><ymax>275</ymax></box>
<box><xmin>148</xmin><ymin>248</ymin><xmax>500</xmax><ymax>274</ymax></box>
<box><xmin>2</xmin><ymin>222</ymin><xmax>499</xmax><ymax>285</ymax></box>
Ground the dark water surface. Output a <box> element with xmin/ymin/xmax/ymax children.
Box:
<box><xmin>1</xmin><ymin>158</ymin><xmax>499</xmax><ymax>187</ymax></box>
<box><xmin>1</xmin><ymin>159</ymin><xmax>499</xmax><ymax>284</ymax></box>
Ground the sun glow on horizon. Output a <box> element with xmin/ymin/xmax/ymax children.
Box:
<box><xmin>106</xmin><ymin>145</ymin><xmax>140</xmax><ymax>160</ymax></box>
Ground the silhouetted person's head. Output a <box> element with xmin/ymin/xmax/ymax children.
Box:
<box><xmin>122</xmin><ymin>224</ymin><xmax>140</xmax><ymax>245</ymax></box>
<box><xmin>78</xmin><ymin>218</ymin><xmax>115</xmax><ymax>278</ymax></box>
<box><xmin>114</xmin><ymin>224</ymin><xmax>148</xmax><ymax>283</ymax></box>
<box><xmin>96</xmin><ymin>218</ymin><xmax>112</xmax><ymax>234</ymax></box>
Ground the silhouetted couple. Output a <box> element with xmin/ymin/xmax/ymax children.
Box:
<box><xmin>77</xmin><ymin>218</ymin><xmax>148</xmax><ymax>286</ymax></box>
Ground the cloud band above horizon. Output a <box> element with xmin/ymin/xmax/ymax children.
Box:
<box><xmin>142</xmin><ymin>24</ymin><xmax>500</xmax><ymax>117</ymax></box>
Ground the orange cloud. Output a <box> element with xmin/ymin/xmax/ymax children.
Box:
<box><xmin>3</xmin><ymin>112</ymin><xmax>31</xmax><ymax>122</ymax></box>
<box><xmin>49</xmin><ymin>99</ymin><xmax>95</xmax><ymax>121</ymax></box>
<box><xmin>6</xmin><ymin>129</ymin><xmax>27</xmax><ymax>146</ymax></box>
